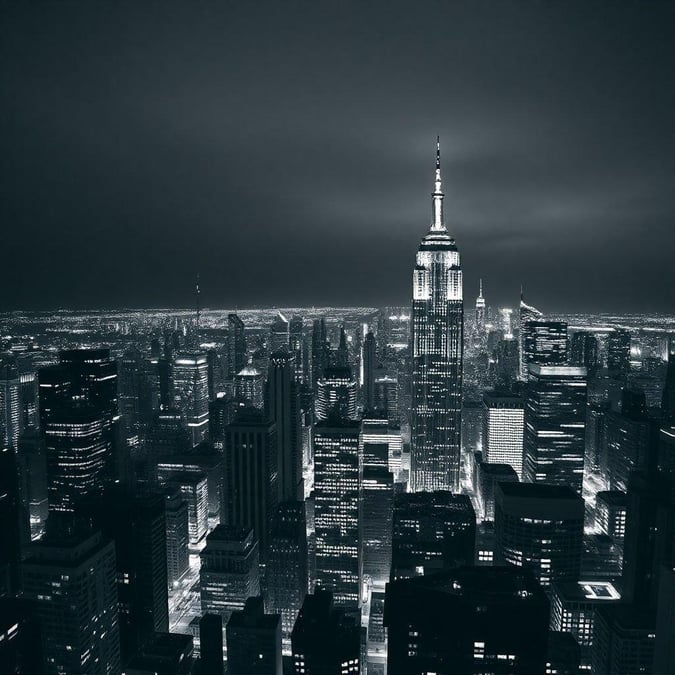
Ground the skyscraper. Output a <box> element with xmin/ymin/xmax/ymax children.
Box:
<box><xmin>570</xmin><ymin>331</ymin><xmax>599</xmax><ymax>377</ymax></box>
<box><xmin>21</xmin><ymin>521</ymin><xmax>121</xmax><ymax>675</ymax></box>
<box><xmin>0</xmin><ymin>364</ymin><xmax>22</xmax><ymax>450</ymax></box>
<box><xmin>315</xmin><ymin>366</ymin><xmax>358</xmax><ymax>422</ymax></box>
<box><xmin>172</xmin><ymin>351</ymin><xmax>209</xmax><ymax>447</ymax></box>
<box><xmin>266</xmin><ymin>351</ymin><xmax>303</xmax><ymax>501</ymax></box>
<box><xmin>269</xmin><ymin>312</ymin><xmax>290</xmax><ymax>354</ymax></box>
<box><xmin>482</xmin><ymin>391</ymin><xmax>525</xmax><ymax>478</ymax></box>
<box><xmin>518</xmin><ymin>290</ymin><xmax>543</xmax><ymax>380</ymax></box>
<box><xmin>606</xmin><ymin>328</ymin><xmax>631</xmax><ymax>381</ymax></box>
<box><xmin>227</xmin><ymin>313</ymin><xmax>247</xmax><ymax>379</ymax></box>
<box><xmin>521</xmin><ymin>320</ymin><xmax>568</xmax><ymax>378</ymax></box>
<box><xmin>362</xmin><ymin>330</ymin><xmax>376</xmax><ymax>412</ymax></box>
<box><xmin>523</xmin><ymin>365</ymin><xmax>587</xmax><ymax>493</ymax></box>
<box><xmin>313</xmin><ymin>417</ymin><xmax>360</xmax><ymax>608</ymax></box>
<box><xmin>411</xmin><ymin>139</ymin><xmax>463</xmax><ymax>492</ymax></box>
<box><xmin>475</xmin><ymin>278</ymin><xmax>486</xmax><ymax>335</ymax></box>
<box><xmin>38</xmin><ymin>349</ymin><xmax>120</xmax><ymax>512</ymax></box>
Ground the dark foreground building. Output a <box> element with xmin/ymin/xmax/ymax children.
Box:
<box><xmin>384</xmin><ymin>566</ymin><xmax>549</xmax><ymax>674</ymax></box>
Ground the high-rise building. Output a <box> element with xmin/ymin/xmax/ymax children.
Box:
<box><xmin>269</xmin><ymin>312</ymin><xmax>290</xmax><ymax>354</ymax></box>
<box><xmin>289</xmin><ymin>315</ymin><xmax>306</xmax><ymax>384</ymax></box>
<box><xmin>521</xmin><ymin>321</ymin><xmax>568</xmax><ymax>378</ymax></box>
<box><xmin>495</xmin><ymin>482</ymin><xmax>584</xmax><ymax>587</ymax></box>
<box><xmin>226</xmin><ymin>596</ymin><xmax>283</xmax><ymax>675</ymax></box>
<box><xmin>227</xmin><ymin>314</ymin><xmax>247</xmax><ymax>380</ymax></box>
<box><xmin>291</xmin><ymin>589</ymin><xmax>360</xmax><ymax>675</ymax></box>
<box><xmin>523</xmin><ymin>365</ymin><xmax>587</xmax><ymax>494</ymax></box>
<box><xmin>0</xmin><ymin>365</ymin><xmax>22</xmax><ymax>450</ymax></box>
<box><xmin>172</xmin><ymin>351</ymin><xmax>209</xmax><ymax>447</ymax></box>
<box><xmin>200</xmin><ymin>525</ymin><xmax>260</xmax><ymax>626</ymax></box>
<box><xmin>76</xmin><ymin>489</ymin><xmax>169</xmax><ymax>662</ymax></box>
<box><xmin>21</xmin><ymin>522</ymin><xmax>121</xmax><ymax>675</ymax></box>
<box><xmin>0</xmin><ymin>597</ymin><xmax>44</xmax><ymax>674</ymax></box>
<box><xmin>518</xmin><ymin>290</ymin><xmax>543</xmax><ymax>380</ymax></box>
<box><xmin>493</xmin><ymin>337</ymin><xmax>520</xmax><ymax>389</ymax></box>
<box><xmin>662</xmin><ymin>353</ymin><xmax>675</xmax><ymax>421</ymax></box>
<box><xmin>482</xmin><ymin>391</ymin><xmax>525</xmax><ymax>478</ymax></box>
<box><xmin>392</xmin><ymin>491</ymin><xmax>476</xmax><ymax>579</ymax></box>
<box><xmin>313</xmin><ymin>417</ymin><xmax>360</xmax><ymax>608</ymax></box>
<box><xmin>384</xmin><ymin>566</ymin><xmax>550</xmax><ymax>675</ymax></box>
<box><xmin>0</xmin><ymin>447</ymin><xmax>27</xmax><ymax>595</ymax></box>
<box><xmin>475</xmin><ymin>461</ymin><xmax>518</xmax><ymax>521</ymax></box>
<box><xmin>372</xmin><ymin>373</ymin><xmax>399</xmax><ymax>424</ymax></box>
<box><xmin>16</xmin><ymin>428</ymin><xmax>48</xmax><ymax>541</ymax></box>
<box><xmin>475</xmin><ymin>278</ymin><xmax>486</xmax><ymax>336</ymax></box>
<box><xmin>164</xmin><ymin>487</ymin><xmax>189</xmax><ymax>586</ymax></box>
<box><xmin>315</xmin><ymin>366</ymin><xmax>358</xmax><ymax>422</ymax></box>
<box><xmin>362</xmin><ymin>331</ymin><xmax>376</xmax><ymax>411</ymax></box>
<box><xmin>234</xmin><ymin>365</ymin><xmax>265</xmax><ymax>409</ymax></box>
<box><xmin>198</xmin><ymin>614</ymin><xmax>223</xmax><ymax>675</ymax></box>
<box><xmin>570</xmin><ymin>331</ymin><xmax>599</xmax><ymax>377</ymax></box>
<box><xmin>410</xmin><ymin>139</ymin><xmax>463</xmax><ymax>493</ymax></box>
<box><xmin>223</xmin><ymin>408</ymin><xmax>278</xmax><ymax>558</ymax></box>
<box><xmin>266</xmin><ymin>501</ymin><xmax>308</xmax><ymax>653</ymax></box>
<box><xmin>266</xmin><ymin>351</ymin><xmax>303</xmax><ymax>501</ymax></box>
<box><xmin>311</xmin><ymin>318</ymin><xmax>329</xmax><ymax>387</ymax></box>
<box><xmin>38</xmin><ymin>349</ymin><xmax>120</xmax><ymax>512</ymax></box>
<box><xmin>165</xmin><ymin>471</ymin><xmax>208</xmax><ymax>545</ymax></box>
<box><xmin>606</xmin><ymin>328</ymin><xmax>631</xmax><ymax>381</ymax></box>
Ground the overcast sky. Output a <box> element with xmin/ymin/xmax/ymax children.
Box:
<box><xmin>2</xmin><ymin>1</ymin><xmax>674</xmax><ymax>312</ymax></box>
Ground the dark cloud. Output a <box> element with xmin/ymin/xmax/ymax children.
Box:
<box><xmin>1</xmin><ymin>0</ymin><xmax>674</xmax><ymax>311</ymax></box>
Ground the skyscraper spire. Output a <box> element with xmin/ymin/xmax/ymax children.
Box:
<box><xmin>479</xmin><ymin>278</ymin><xmax>484</xmax><ymax>300</ymax></box>
<box><xmin>195</xmin><ymin>273</ymin><xmax>201</xmax><ymax>347</ymax></box>
<box><xmin>431</xmin><ymin>136</ymin><xmax>445</xmax><ymax>232</ymax></box>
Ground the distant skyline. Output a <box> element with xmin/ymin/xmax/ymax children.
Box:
<box><xmin>2</xmin><ymin>1</ymin><xmax>675</xmax><ymax>312</ymax></box>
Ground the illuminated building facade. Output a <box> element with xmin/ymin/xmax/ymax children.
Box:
<box><xmin>482</xmin><ymin>391</ymin><xmax>525</xmax><ymax>478</ymax></box>
<box><xmin>315</xmin><ymin>366</ymin><xmax>358</xmax><ymax>422</ymax></box>
<box><xmin>313</xmin><ymin>418</ymin><xmax>360</xmax><ymax>608</ymax></box>
<box><xmin>518</xmin><ymin>291</ymin><xmax>542</xmax><ymax>380</ymax></box>
<box><xmin>495</xmin><ymin>482</ymin><xmax>584</xmax><ymax>587</ymax></box>
<box><xmin>521</xmin><ymin>321</ymin><xmax>568</xmax><ymax>379</ymax></box>
<box><xmin>411</xmin><ymin>139</ymin><xmax>463</xmax><ymax>492</ymax></box>
<box><xmin>227</xmin><ymin>313</ymin><xmax>247</xmax><ymax>379</ymax></box>
<box><xmin>523</xmin><ymin>365</ymin><xmax>587</xmax><ymax>494</ymax></box>
<box><xmin>172</xmin><ymin>351</ymin><xmax>209</xmax><ymax>446</ymax></box>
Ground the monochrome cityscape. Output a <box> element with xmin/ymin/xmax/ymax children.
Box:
<box><xmin>2</xmin><ymin>2</ymin><xmax>675</xmax><ymax>674</ymax></box>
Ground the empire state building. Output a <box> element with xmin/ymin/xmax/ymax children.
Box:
<box><xmin>410</xmin><ymin>139</ymin><xmax>463</xmax><ymax>493</ymax></box>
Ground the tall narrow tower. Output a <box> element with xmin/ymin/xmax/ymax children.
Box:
<box><xmin>410</xmin><ymin>139</ymin><xmax>464</xmax><ymax>492</ymax></box>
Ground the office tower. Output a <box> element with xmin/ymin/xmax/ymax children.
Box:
<box><xmin>145</xmin><ymin>409</ymin><xmax>191</xmax><ymax>468</ymax></box>
<box><xmin>607</xmin><ymin>328</ymin><xmax>631</xmax><ymax>380</ymax></box>
<box><xmin>21</xmin><ymin>522</ymin><xmax>120</xmax><ymax>675</ymax></box>
<box><xmin>164</xmin><ymin>487</ymin><xmax>189</xmax><ymax>586</ymax></box>
<box><xmin>595</xmin><ymin>490</ymin><xmax>628</xmax><ymax>548</ymax></box>
<box><xmin>359</xmin><ymin>419</ymin><xmax>394</xmax><ymax>590</ymax></box>
<box><xmin>313</xmin><ymin>417</ymin><xmax>360</xmax><ymax>608</ymax></box>
<box><xmin>76</xmin><ymin>489</ymin><xmax>169</xmax><ymax>662</ymax></box>
<box><xmin>315</xmin><ymin>366</ymin><xmax>358</xmax><ymax>421</ymax></box>
<box><xmin>0</xmin><ymin>597</ymin><xmax>44</xmax><ymax>674</ymax></box>
<box><xmin>372</xmin><ymin>373</ymin><xmax>399</xmax><ymax>424</ymax></box>
<box><xmin>17</xmin><ymin>354</ymin><xmax>40</xmax><ymax>431</ymax></box>
<box><xmin>288</xmin><ymin>315</ymin><xmax>305</xmax><ymax>383</ymax></box>
<box><xmin>495</xmin><ymin>482</ymin><xmax>584</xmax><ymax>586</ymax></box>
<box><xmin>482</xmin><ymin>391</ymin><xmax>525</xmax><ymax>478</ymax></box>
<box><xmin>223</xmin><ymin>408</ymin><xmax>278</xmax><ymax>558</ymax></box>
<box><xmin>266</xmin><ymin>351</ymin><xmax>303</xmax><ymax>501</ymax></box>
<box><xmin>410</xmin><ymin>141</ymin><xmax>463</xmax><ymax>493</ymax></box>
<box><xmin>291</xmin><ymin>589</ymin><xmax>360</xmax><ymax>675</ymax></box>
<box><xmin>361</xmin><ymin>330</ymin><xmax>376</xmax><ymax>411</ymax></box>
<box><xmin>226</xmin><ymin>596</ymin><xmax>283</xmax><ymax>675</ymax></box>
<box><xmin>518</xmin><ymin>290</ymin><xmax>543</xmax><ymax>379</ymax></box>
<box><xmin>392</xmin><ymin>491</ymin><xmax>476</xmax><ymax>579</ymax></box>
<box><xmin>384</xmin><ymin>566</ymin><xmax>549</xmax><ymax>675</ymax></box>
<box><xmin>494</xmin><ymin>337</ymin><xmax>520</xmax><ymax>389</ymax></box>
<box><xmin>38</xmin><ymin>349</ymin><xmax>120</xmax><ymax>512</ymax></box>
<box><xmin>118</xmin><ymin>346</ymin><xmax>154</xmax><ymax>443</ymax></box>
<box><xmin>550</xmin><ymin>580</ymin><xmax>621</xmax><ymax>668</ymax></box>
<box><xmin>0</xmin><ymin>447</ymin><xmax>26</xmax><ymax>595</ymax></box>
<box><xmin>311</xmin><ymin>318</ymin><xmax>329</xmax><ymax>386</ymax></box>
<box><xmin>269</xmin><ymin>312</ymin><xmax>290</xmax><ymax>354</ymax></box>
<box><xmin>604</xmin><ymin>389</ymin><xmax>659</xmax><ymax>492</ymax></box>
<box><xmin>234</xmin><ymin>365</ymin><xmax>265</xmax><ymax>409</ymax></box>
<box><xmin>198</xmin><ymin>614</ymin><xmax>223</xmax><ymax>675</ymax></box>
<box><xmin>585</xmin><ymin>404</ymin><xmax>607</xmax><ymax>476</ymax></box>
<box><xmin>16</xmin><ymin>428</ymin><xmax>49</xmax><ymax>540</ymax></box>
<box><xmin>122</xmin><ymin>632</ymin><xmax>194</xmax><ymax>674</ymax></box>
<box><xmin>200</xmin><ymin>525</ymin><xmax>260</xmax><ymax>625</ymax></box>
<box><xmin>164</xmin><ymin>471</ymin><xmax>208</xmax><ymax>545</ymax></box>
<box><xmin>592</xmin><ymin>605</ymin><xmax>655</xmax><ymax>675</ymax></box>
<box><xmin>0</xmin><ymin>365</ymin><xmax>22</xmax><ymax>449</ymax></box>
<box><xmin>155</xmin><ymin>442</ymin><xmax>223</xmax><ymax>522</ymax></box>
<box><xmin>336</xmin><ymin>325</ymin><xmax>349</xmax><ymax>368</ymax></box>
<box><xmin>523</xmin><ymin>365</ymin><xmax>587</xmax><ymax>493</ymax></box>
<box><xmin>228</xmin><ymin>314</ymin><xmax>247</xmax><ymax>379</ymax></box>
<box><xmin>266</xmin><ymin>502</ymin><xmax>308</xmax><ymax>652</ymax></box>
<box><xmin>662</xmin><ymin>353</ymin><xmax>675</xmax><ymax>420</ymax></box>
<box><xmin>475</xmin><ymin>461</ymin><xmax>518</xmax><ymax>521</ymax></box>
<box><xmin>172</xmin><ymin>351</ymin><xmax>209</xmax><ymax>447</ymax></box>
<box><xmin>499</xmin><ymin>307</ymin><xmax>514</xmax><ymax>337</ymax></box>
<box><xmin>570</xmin><ymin>331</ymin><xmax>599</xmax><ymax>377</ymax></box>
<box><xmin>521</xmin><ymin>320</ymin><xmax>568</xmax><ymax>377</ymax></box>
<box><xmin>621</xmin><ymin>469</ymin><xmax>675</xmax><ymax>609</ymax></box>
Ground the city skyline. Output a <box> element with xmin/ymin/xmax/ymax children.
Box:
<box><xmin>2</xmin><ymin>2</ymin><xmax>675</xmax><ymax>312</ymax></box>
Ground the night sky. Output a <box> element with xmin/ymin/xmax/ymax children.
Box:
<box><xmin>2</xmin><ymin>1</ymin><xmax>674</xmax><ymax>312</ymax></box>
